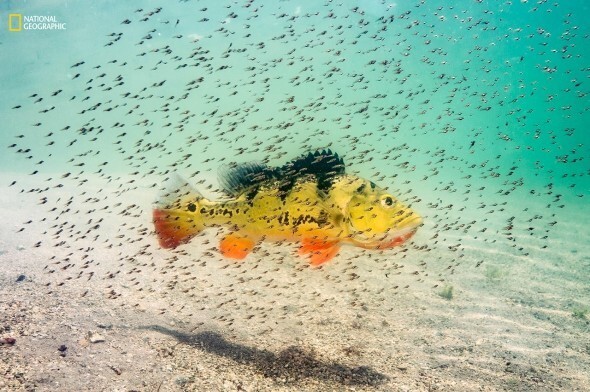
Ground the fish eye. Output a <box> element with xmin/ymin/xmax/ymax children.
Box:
<box><xmin>381</xmin><ymin>195</ymin><xmax>395</xmax><ymax>208</ymax></box>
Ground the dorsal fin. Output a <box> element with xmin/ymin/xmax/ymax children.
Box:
<box><xmin>279</xmin><ymin>149</ymin><xmax>345</xmax><ymax>192</ymax></box>
<box><xmin>156</xmin><ymin>173</ymin><xmax>204</xmax><ymax>209</ymax></box>
<box><xmin>218</xmin><ymin>162</ymin><xmax>277</xmax><ymax>197</ymax></box>
<box><xmin>218</xmin><ymin>150</ymin><xmax>346</xmax><ymax>199</ymax></box>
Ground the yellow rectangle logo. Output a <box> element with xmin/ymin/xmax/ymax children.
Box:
<box><xmin>9</xmin><ymin>14</ymin><xmax>22</xmax><ymax>32</ymax></box>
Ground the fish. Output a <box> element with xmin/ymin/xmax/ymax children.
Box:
<box><xmin>153</xmin><ymin>150</ymin><xmax>422</xmax><ymax>266</ymax></box>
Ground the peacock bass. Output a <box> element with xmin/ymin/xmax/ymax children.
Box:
<box><xmin>153</xmin><ymin>150</ymin><xmax>422</xmax><ymax>266</ymax></box>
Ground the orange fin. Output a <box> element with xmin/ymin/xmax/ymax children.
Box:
<box><xmin>219</xmin><ymin>233</ymin><xmax>256</xmax><ymax>259</ymax></box>
<box><xmin>153</xmin><ymin>208</ymin><xmax>203</xmax><ymax>249</ymax></box>
<box><xmin>299</xmin><ymin>239</ymin><xmax>340</xmax><ymax>266</ymax></box>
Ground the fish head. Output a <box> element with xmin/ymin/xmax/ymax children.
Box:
<box><xmin>343</xmin><ymin>178</ymin><xmax>422</xmax><ymax>249</ymax></box>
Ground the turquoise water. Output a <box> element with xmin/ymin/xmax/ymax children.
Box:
<box><xmin>1</xmin><ymin>1</ymin><xmax>589</xmax><ymax>390</ymax></box>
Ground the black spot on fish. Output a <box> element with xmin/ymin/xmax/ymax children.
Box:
<box><xmin>332</xmin><ymin>213</ymin><xmax>344</xmax><ymax>227</ymax></box>
<box><xmin>293</xmin><ymin>214</ymin><xmax>318</xmax><ymax>226</ymax></box>
<box><xmin>246</xmin><ymin>188</ymin><xmax>258</xmax><ymax>200</ymax></box>
<box><xmin>278</xmin><ymin>211</ymin><xmax>290</xmax><ymax>226</ymax></box>
<box><xmin>187</xmin><ymin>203</ymin><xmax>196</xmax><ymax>212</ymax></box>
<box><xmin>317</xmin><ymin>210</ymin><xmax>329</xmax><ymax>226</ymax></box>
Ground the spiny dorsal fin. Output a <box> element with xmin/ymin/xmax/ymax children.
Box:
<box><xmin>218</xmin><ymin>150</ymin><xmax>346</xmax><ymax>198</ymax></box>
<box><xmin>279</xmin><ymin>149</ymin><xmax>346</xmax><ymax>193</ymax></box>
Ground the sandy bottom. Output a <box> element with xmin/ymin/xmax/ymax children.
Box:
<box><xmin>1</xmin><ymin>175</ymin><xmax>589</xmax><ymax>392</ymax></box>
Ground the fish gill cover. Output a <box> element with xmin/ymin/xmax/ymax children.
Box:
<box><xmin>0</xmin><ymin>0</ymin><xmax>589</xmax><ymax>390</ymax></box>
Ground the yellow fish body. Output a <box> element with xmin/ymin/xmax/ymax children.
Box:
<box><xmin>153</xmin><ymin>150</ymin><xmax>422</xmax><ymax>265</ymax></box>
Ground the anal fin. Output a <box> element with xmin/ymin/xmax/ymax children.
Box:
<box><xmin>299</xmin><ymin>238</ymin><xmax>340</xmax><ymax>266</ymax></box>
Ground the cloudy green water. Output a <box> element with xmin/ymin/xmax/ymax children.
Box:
<box><xmin>1</xmin><ymin>0</ymin><xmax>589</xmax><ymax>390</ymax></box>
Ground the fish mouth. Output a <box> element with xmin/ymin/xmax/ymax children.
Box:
<box><xmin>351</xmin><ymin>217</ymin><xmax>422</xmax><ymax>250</ymax></box>
<box><xmin>374</xmin><ymin>225</ymin><xmax>419</xmax><ymax>249</ymax></box>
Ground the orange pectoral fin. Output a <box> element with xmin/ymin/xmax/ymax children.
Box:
<box><xmin>299</xmin><ymin>239</ymin><xmax>340</xmax><ymax>266</ymax></box>
<box><xmin>219</xmin><ymin>233</ymin><xmax>256</xmax><ymax>259</ymax></box>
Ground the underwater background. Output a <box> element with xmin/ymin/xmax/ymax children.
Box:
<box><xmin>1</xmin><ymin>0</ymin><xmax>588</xmax><ymax>391</ymax></box>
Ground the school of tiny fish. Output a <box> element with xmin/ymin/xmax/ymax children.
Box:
<box><xmin>3</xmin><ymin>0</ymin><xmax>588</xmax><ymax>345</ymax></box>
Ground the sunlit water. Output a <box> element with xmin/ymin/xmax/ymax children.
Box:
<box><xmin>1</xmin><ymin>1</ymin><xmax>588</xmax><ymax>390</ymax></box>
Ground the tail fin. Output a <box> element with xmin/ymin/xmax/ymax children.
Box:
<box><xmin>153</xmin><ymin>175</ymin><xmax>206</xmax><ymax>249</ymax></box>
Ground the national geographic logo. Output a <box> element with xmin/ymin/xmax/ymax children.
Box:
<box><xmin>8</xmin><ymin>14</ymin><xmax>21</xmax><ymax>31</ymax></box>
<box><xmin>8</xmin><ymin>14</ymin><xmax>66</xmax><ymax>32</ymax></box>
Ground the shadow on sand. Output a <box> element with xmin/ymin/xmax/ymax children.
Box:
<box><xmin>144</xmin><ymin>325</ymin><xmax>388</xmax><ymax>386</ymax></box>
